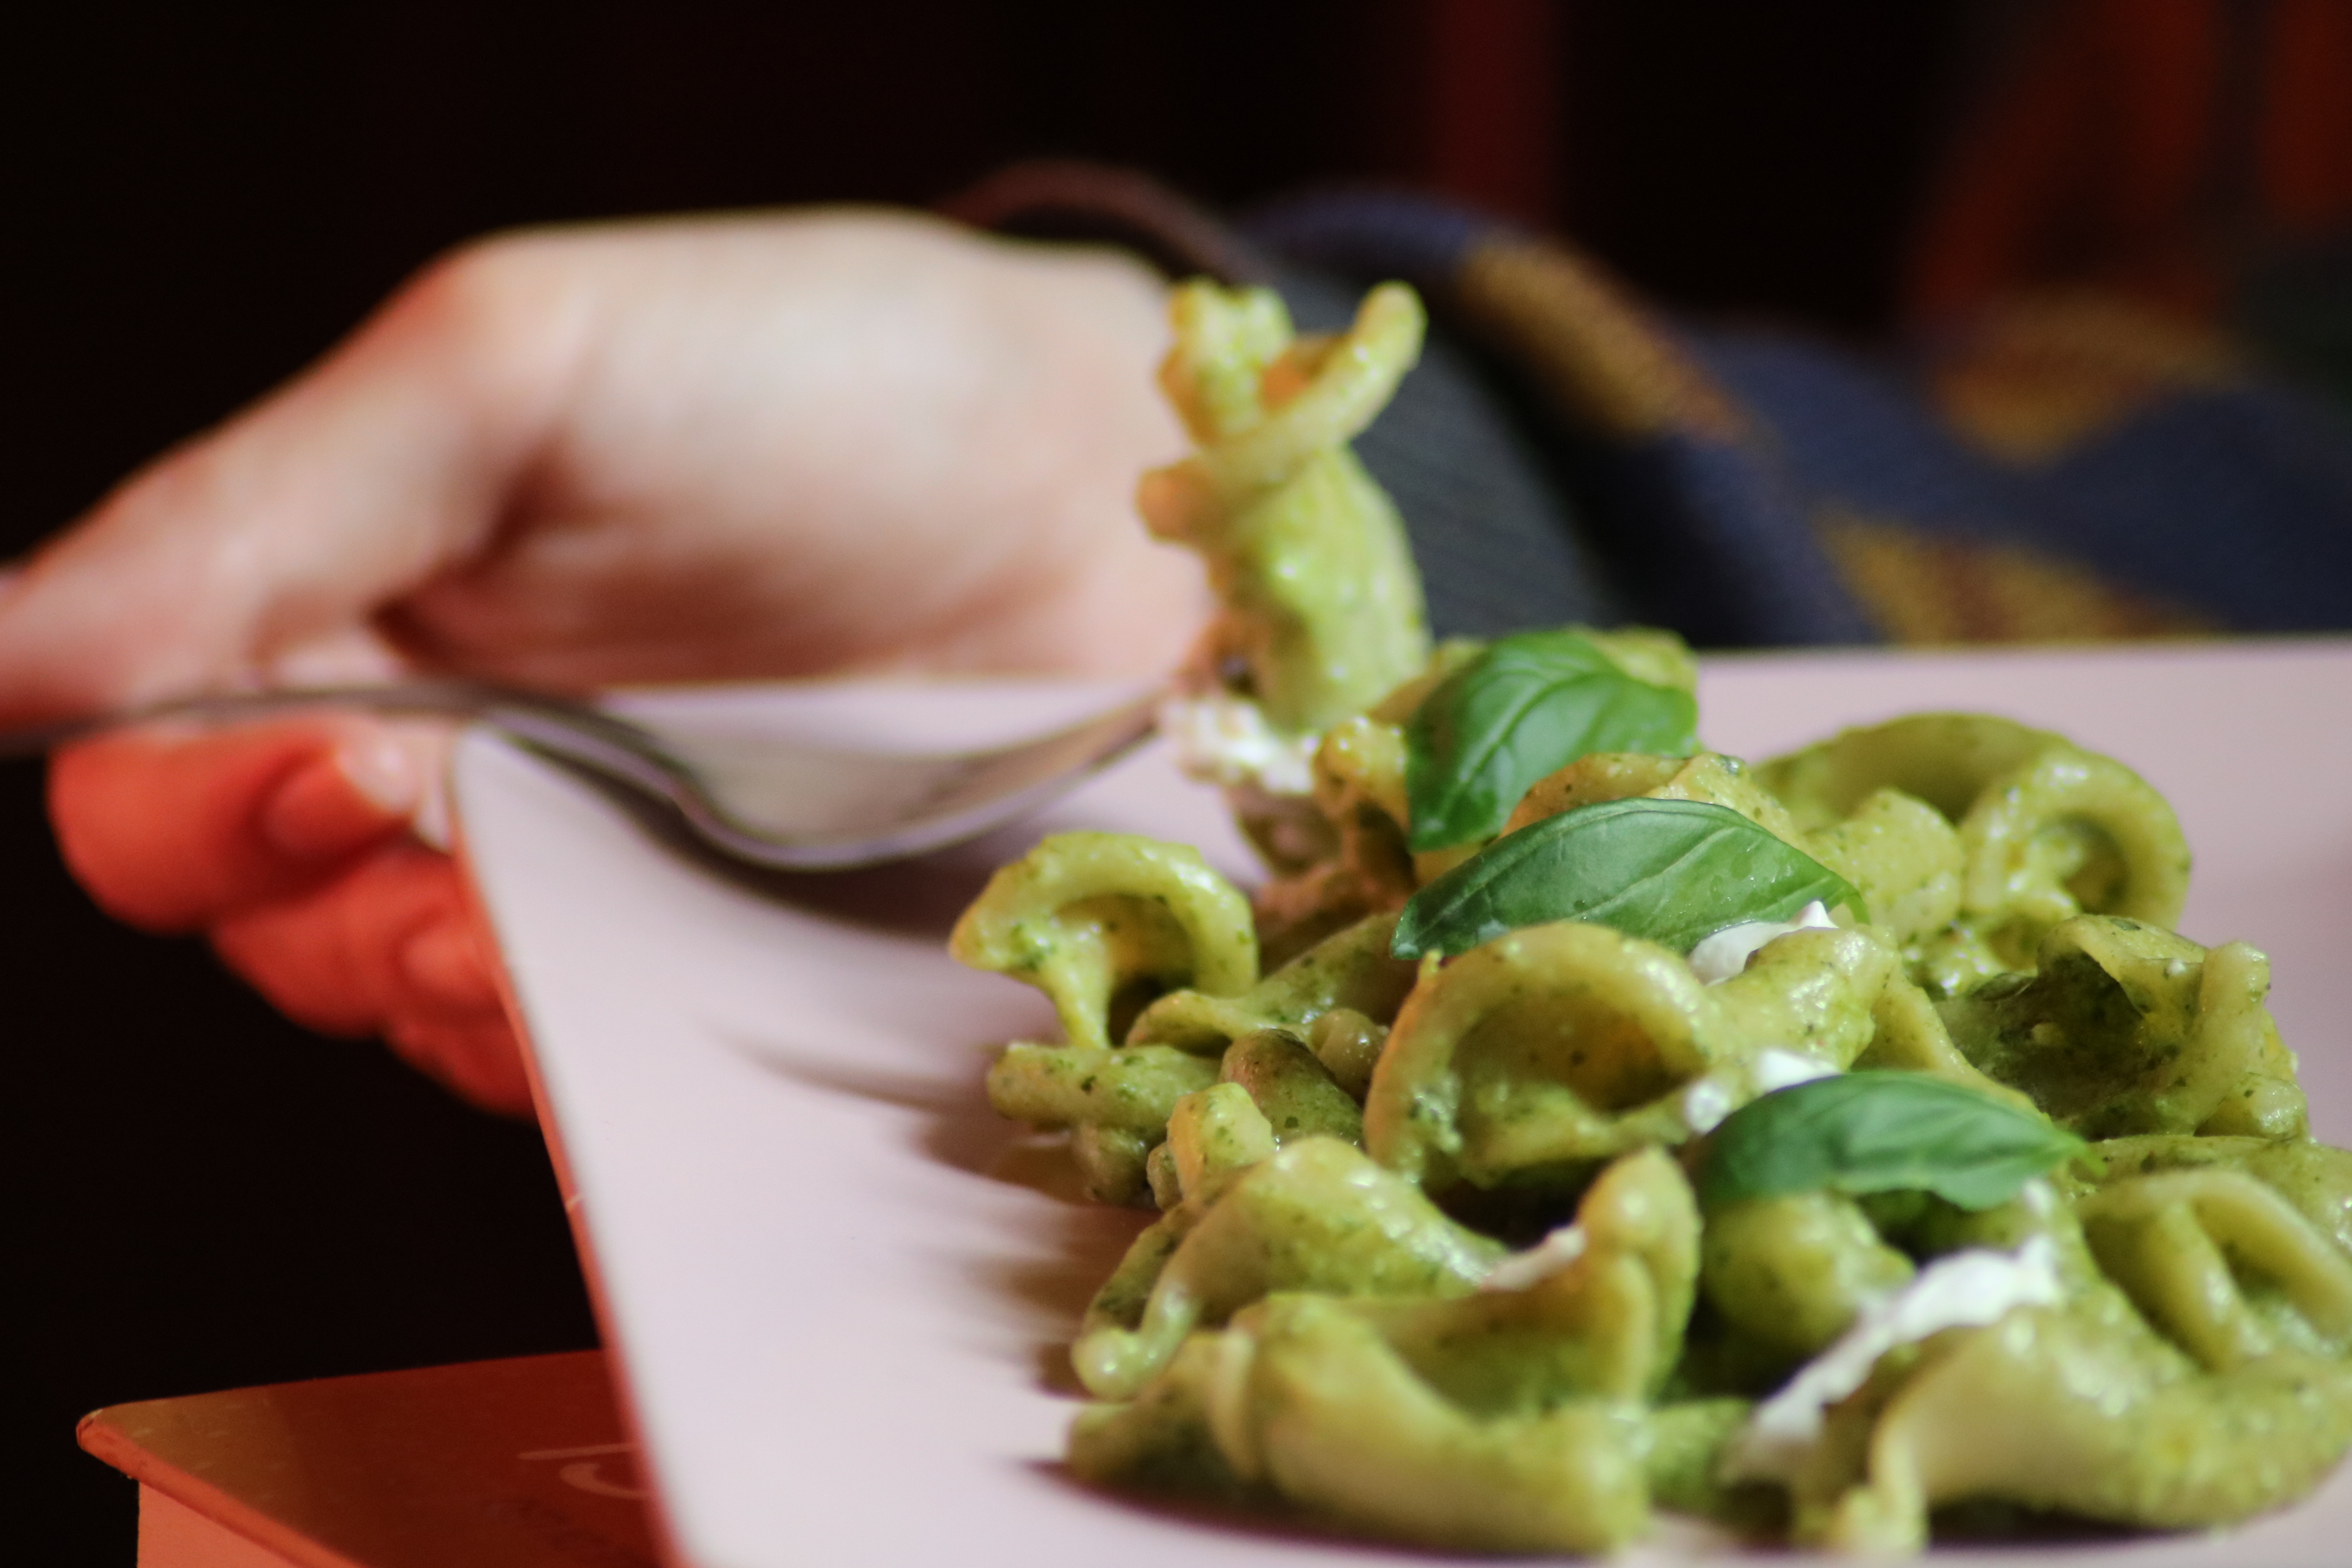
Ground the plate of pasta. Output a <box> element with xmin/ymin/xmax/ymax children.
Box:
<box><xmin>454</xmin><ymin>277</ymin><xmax>2352</xmax><ymax>1567</ymax></box>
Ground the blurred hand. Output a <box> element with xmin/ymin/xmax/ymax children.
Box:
<box><xmin>0</xmin><ymin>210</ymin><xmax>1206</xmax><ymax>1114</ymax></box>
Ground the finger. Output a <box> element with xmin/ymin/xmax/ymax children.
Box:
<box><xmin>209</xmin><ymin>843</ymin><xmax>531</xmax><ymax>1117</ymax></box>
<box><xmin>208</xmin><ymin>841</ymin><xmax>501</xmax><ymax>1035</ymax></box>
<box><xmin>50</xmin><ymin>718</ymin><xmax>428</xmax><ymax>931</ymax></box>
<box><xmin>0</xmin><ymin>237</ymin><xmax>579</xmax><ymax>722</ymax></box>
<box><xmin>215</xmin><ymin>852</ymin><xmax>529</xmax><ymax>1113</ymax></box>
<box><xmin>396</xmin><ymin>911</ymin><xmax>506</xmax><ymax>1013</ymax></box>
<box><xmin>384</xmin><ymin>1016</ymin><xmax>537</xmax><ymax>1118</ymax></box>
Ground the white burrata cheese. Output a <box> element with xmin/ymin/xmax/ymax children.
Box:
<box><xmin>1752</xmin><ymin>1046</ymin><xmax>1839</xmax><ymax>1095</ymax></box>
<box><xmin>1687</xmin><ymin>900</ymin><xmax>1838</xmax><ymax>985</ymax></box>
<box><xmin>1680</xmin><ymin>1047</ymin><xmax>1838</xmax><ymax>1135</ymax></box>
<box><xmin>1719</xmin><ymin>1234</ymin><xmax>2065</xmax><ymax>1485</ymax></box>
<box><xmin>1680</xmin><ymin>1076</ymin><xmax>1740</xmax><ymax>1137</ymax></box>
<box><xmin>1157</xmin><ymin>692</ymin><xmax>1319</xmax><ymax>797</ymax></box>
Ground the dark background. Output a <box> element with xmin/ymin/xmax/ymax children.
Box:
<box><xmin>5</xmin><ymin>3</ymin><xmax>1986</xmax><ymax>1560</ymax></box>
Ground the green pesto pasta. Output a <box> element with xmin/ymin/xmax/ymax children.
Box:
<box><xmin>946</xmin><ymin>278</ymin><xmax>2352</xmax><ymax>1556</ymax></box>
<box><xmin>949</xmin><ymin>830</ymin><xmax>1257</xmax><ymax>1051</ymax></box>
<box><xmin>1139</xmin><ymin>280</ymin><xmax>1431</xmax><ymax>733</ymax></box>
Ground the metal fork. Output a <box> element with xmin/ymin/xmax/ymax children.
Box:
<box><xmin>0</xmin><ymin>680</ymin><xmax>1162</xmax><ymax>869</ymax></box>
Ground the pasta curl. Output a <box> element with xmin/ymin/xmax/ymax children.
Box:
<box><xmin>1760</xmin><ymin>714</ymin><xmax>2189</xmax><ymax>975</ymax></box>
<box><xmin>1939</xmin><ymin>915</ymin><xmax>2304</xmax><ymax>1139</ymax></box>
<box><xmin>949</xmin><ymin>830</ymin><xmax>1257</xmax><ymax>1051</ymax></box>
<box><xmin>1139</xmin><ymin>281</ymin><xmax>1430</xmax><ymax>733</ymax></box>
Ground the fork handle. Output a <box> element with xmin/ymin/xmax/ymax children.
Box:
<box><xmin>0</xmin><ymin>679</ymin><xmax>609</xmax><ymax>758</ymax></box>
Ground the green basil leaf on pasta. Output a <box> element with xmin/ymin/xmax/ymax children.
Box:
<box><xmin>1391</xmin><ymin>798</ymin><xmax>1862</xmax><ymax>960</ymax></box>
<box><xmin>1404</xmin><ymin>629</ymin><xmax>1699</xmax><ymax>851</ymax></box>
<box><xmin>1698</xmin><ymin>1072</ymin><xmax>2083</xmax><ymax>1212</ymax></box>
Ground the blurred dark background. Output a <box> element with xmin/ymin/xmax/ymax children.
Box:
<box><xmin>0</xmin><ymin>0</ymin><xmax>2275</xmax><ymax>1559</ymax></box>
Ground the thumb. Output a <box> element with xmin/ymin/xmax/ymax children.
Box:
<box><xmin>0</xmin><ymin>239</ymin><xmax>580</xmax><ymax>722</ymax></box>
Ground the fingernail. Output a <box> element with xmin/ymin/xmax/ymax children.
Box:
<box><xmin>262</xmin><ymin>742</ymin><xmax>419</xmax><ymax>860</ymax></box>
<box><xmin>337</xmin><ymin>735</ymin><xmax>423</xmax><ymax>814</ymax></box>
<box><xmin>409</xmin><ymin>774</ymin><xmax>453</xmax><ymax>852</ymax></box>
<box><xmin>386</xmin><ymin>1017</ymin><xmax>536</xmax><ymax>1117</ymax></box>
<box><xmin>399</xmin><ymin>918</ymin><xmax>501</xmax><ymax>1011</ymax></box>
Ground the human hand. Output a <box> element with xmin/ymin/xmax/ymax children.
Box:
<box><xmin>2</xmin><ymin>210</ymin><xmax>1206</xmax><ymax>1114</ymax></box>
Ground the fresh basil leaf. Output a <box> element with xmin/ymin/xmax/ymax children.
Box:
<box><xmin>1391</xmin><ymin>798</ymin><xmax>1861</xmax><ymax>960</ymax></box>
<box><xmin>1404</xmin><ymin>629</ymin><xmax>1698</xmax><ymax>851</ymax></box>
<box><xmin>1698</xmin><ymin>1072</ymin><xmax>2083</xmax><ymax>1212</ymax></box>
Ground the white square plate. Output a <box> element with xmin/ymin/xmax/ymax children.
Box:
<box><xmin>453</xmin><ymin>640</ymin><xmax>2352</xmax><ymax>1568</ymax></box>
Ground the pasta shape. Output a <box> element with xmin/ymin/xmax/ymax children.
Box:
<box><xmin>1701</xmin><ymin>1191</ymin><xmax>1917</xmax><ymax>1360</ymax></box>
<box><xmin>2070</xmin><ymin>1133</ymin><xmax>2352</xmax><ymax>1253</ymax></box>
<box><xmin>1070</xmin><ymin>1150</ymin><xmax>1704</xmax><ymax>1555</ymax></box>
<box><xmin>1804</xmin><ymin>1281</ymin><xmax>2352</xmax><ymax>1551</ymax></box>
<box><xmin>1127</xmin><ymin>910</ymin><xmax>1414</xmax><ymax>1057</ymax></box>
<box><xmin>1363</xmin><ymin>921</ymin><xmax>1897</xmax><ymax>1192</ymax></box>
<box><xmin>1761</xmin><ymin>714</ymin><xmax>2189</xmax><ymax>974</ymax></box>
<box><xmin>1249</xmin><ymin>713</ymin><xmax>1420</xmax><ymax>952</ymax></box>
<box><xmin>1940</xmin><ymin>914</ymin><xmax>2305</xmax><ymax>1139</ymax></box>
<box><xmin>1363</xmin><ymin>922</ymin><xmax>1717</xmax><ymax>1189</ymax></box>
<box><xmin>985</xmin><ymin>1043</ymin><xmax>1220</xmax><ymax>1133</ymax></box>
<box><xmin>1503</xmin><ymin>750</ymin><xmax>1804</xmax><ymax>841</ymax></box>
<box><xmin>1075</xmin><ymin>1299</ymin><xmax>1653</xmax><ymax>1554</ymax></box>
<box><xmin>949</xmin><ymin>831</ymin><xmax>1256</xmax><ymax>1051</ymax></box>
<box><xmin>1071</xmin><ymin>1136</ymin><xmax>1503</xmax><ymax>1399</ymax></box>
<box><xmin>2079</xmin><ymin>1169</ymin><xmax>2352</xmax><ymax>1366</ymax></box>
<box><xmin>1139</xmin><ymin>281</ymin><xmax>1431</xmax><ymax>733</ymax></box>
<box><xmin>1216</xmin><ymin>1028</ymin><xmax>1363</xmax><ymax>1152</ymax></box>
